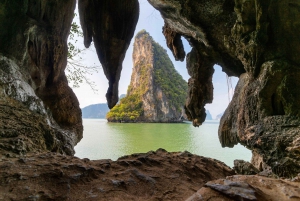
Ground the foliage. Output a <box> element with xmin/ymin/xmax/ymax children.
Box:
<box><xmin>106</xmin><ymin>94</ymin><xmax>143</xmax><ymax>122</ymax></box>
<box><xmin>106</xmin><ymin>31</ymin><xmax>188</xmax><ymax>122</ymax></box>
<box><xmin>67</xmin><ymin>14</ymin><xmax>100</xmax><ymax>92</ymax></box>
<box><xmin>152</xmin><ymin>41</ymin><xmax>188</xmax><ymax>111</ymax></box>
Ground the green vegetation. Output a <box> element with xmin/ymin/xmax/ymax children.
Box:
<box><xmin>106</xmin><ymin>30</ymin><xmax>187</xmax><ymax>122</ymax></box>
<box><xmin>67</xmin><ymin>14</ymin><xmax>100</xmax><ymax>92</ymax></box>
<box><xmin>106</xmin><ymin>94</ymin><xmax>143</xmax><ymax>122</ymax></box>
<box><xmin>152</xmin><ymin>41</ymin><xmax>188</xmax><ymax>111</ymax></box>
<box><xmin>106</xmin><ymin>60</ymin><xmax>150</xmax><ymax>122</ymax></box>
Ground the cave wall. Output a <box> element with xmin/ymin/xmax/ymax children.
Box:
<box><xmin>1</xmin><ymin>0</ymin><xmax>300</xmax><ymax>177</ymax></box>
<box><xmin>0</xmin><ymin>0</ymin><xmax>82</xmax><ymax>156</ymax></box>
<box><xmin>148</xmin><ymin>0</ymin><xmax>246</xmax><ymax>127</ymax></box>
<box><xmin>218</xmin><ymin>0</ymin><xmax>300</xmax><ymax>177</ymax></box>
<box><xmin>148</xmin><ymin>0</ymin><xmax>300</xmax><ymax>177</ymax></box>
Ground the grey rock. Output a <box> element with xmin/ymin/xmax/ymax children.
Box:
<box><xmin>206</xmin><ymin>179</ymin><xmax>257</xmax><ymax>200</ymax></box>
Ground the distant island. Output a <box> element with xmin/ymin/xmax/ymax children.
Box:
<box><xmin>216</xmin><ymin>112</ymin><xmax>224</xmax><ymax>120</ymax></box>
<box><xmin>82</xmin><ymin>101</ymin><xmax>217</xmax><ymax>122</ymax></box>
<box><xmin>106</xmin><ymin>30</ymin><xmax>188</xmax><ymax>123</ymax></box>
<box><xmin>81</xmin><ymin>95</ymin><xmax>125</xmax><ymax>118</ymax></box>
<box><xmin>205</xmin><ymin>110</ymin><xmax>213</xmax><ymax>120</ymax></box>
<box><xmin>81</xmin><ymin>103</ymin><xmax>109</xmax><ymax>119</ymax></box>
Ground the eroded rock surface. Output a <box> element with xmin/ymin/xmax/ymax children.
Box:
<box><xmin>78</xmin><ymin>0</ymin><xmax>139</xmax><ymax>108</ymax></box>
<box><xmin>1</xmin><ymin>1</ymin><xmax>300</xmax><ymax>200</ymax></box>
<box><xmin>0</xmin><ymin>0</ymin><xmax>82</xmax><ymax>156</ymax></box>
<box><xmin>233</xmin><ymin>160</ymin><xmax>259</xmax><ymax>175</ymax></box>
<box><xmin>217</xmin><ymin>1</ymin><xmax>300</xmax><ymax>177</ymax></box>
<box><xmin>148</xmin><ymin>0</ymin><xmax>300</xmax><ymax>176</ymax></box>
<box><xmin>148</xmin><ymin>0</ymin><xmax>245</xmax><ymax>126</ymax></box>
<box><xmin>0</xmin><ymin>149</ymin><xmax>234</xmax><ymax>200</ymax></box>
<box><xmin>186</xmin><ymin>175</ymin><xmax>300</xmax><ymax>201</ymax></box>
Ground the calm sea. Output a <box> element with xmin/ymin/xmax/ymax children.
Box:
<box><xmin>75</xmin><ymin>119</ymin><xmax>251</xmax><ymax>167</ymax></box>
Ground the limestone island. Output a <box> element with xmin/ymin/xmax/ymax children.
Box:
<box><xmin>106</xmin><ymin>30</ymin><xmax>188</xmax><ymax>123</ymax></box>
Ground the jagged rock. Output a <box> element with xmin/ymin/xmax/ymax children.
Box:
<box><xmin>219</xmin><ymin>68</ymin><xmax>300</xmax><ymax>177</ymax></box>
<box><xmin>0</xmin><ymin>150</ymin><xmax>234</xmax><ymax>200</ymax></box>
<box><xmin>0</xmin><ymin>0</ymin><xmax>82</xmax><ymax>156</ymax></box>
<box><xmin>205</xmin><ymin>180</ymin><xmax>256</xmax><ymax>200</ymax></box>
<box><xmin>1</xmin><ymin>0</ymin><xmax>300</xmax><ymax>200</ymax></box>
<box><xmin>148</xmin><ymin>0</ymin><xmax>245</xmax><ymax>126</ymax></box>
<box><xmin>233</xmin><ymin>160</ymin><xmax>259</xmax><ymax>175</ymax></box>
<box><xmin>149</xmin><ymin>0</ymin><xmax>300</xmax><ymax>177</ymax></box>
<box><xmin>216</xmin><ymin>1</ymin><xmax>300</xmax><ymax>177</ymax></box>
<box><xmin>184</xmin><ymin>43</ymin><xmax>215</xmax><ymax>126</ymax></box>
<box><xmin>162</xmin><ymin>23</ymin><xmax>186</xmax><ymax>61</ymax></box>
<box><xmin>186</xmin><ymin>175</ymin><xmax>300</xmax><ymax>201</ymax></box>
<box><xmin>106</xmin><ymin>30</ymin><xmax>188</xmax><ymax>123</ymax></box>
<box><xmin>78</xmin><ymin>0</ymin><xmax>139</xmax><ymax>109</ymax></box>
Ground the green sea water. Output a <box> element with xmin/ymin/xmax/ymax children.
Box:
<box><xmin>75</xmin><ymin>119</ymin><xmax>251</xmax><ymax>167</ymax></box>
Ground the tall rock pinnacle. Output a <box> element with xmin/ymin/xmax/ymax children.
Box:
<box><xmin>106</xmin><ymin>30</ymin><xmax>188</xmax><ymax>123</ymax></box>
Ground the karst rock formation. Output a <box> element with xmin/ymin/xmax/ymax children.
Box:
<box><xmin>0</xmin><ymin>0</ymin><xmax>82</xmax><ymax>156</ymax></box>
<box><xmin>1</xmin><ymin>0</ymin><xmax>300</xmax><ymax>200</ymax></box>
<box><xmin>148</xmin><ymin>0</ymin><xmax>300</xmax><ymax>177</ymax></box>
<box><xmin>106</xmin><ymin>30</ymin><xmax>188</xmax><ymax>123</ymax></box>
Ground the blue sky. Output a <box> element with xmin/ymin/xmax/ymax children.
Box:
<box><xmin>70</xmin><ymin>0</ymin><xmax>238</xmax><ymax>119</ymax></box>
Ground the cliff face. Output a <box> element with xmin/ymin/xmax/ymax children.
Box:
<box><xmin>107</xmin><ymin>30</ymin><xmax>187</xmax><ymax>123</ymax></box>
<box><xmin>0</xmin><ymin>0</ymin><xmax>82</xmax><ymax>156</ymax></box>
<box><xmin>148</xmin><ymin>0</ymin><xmax>300</xmax><ymax>177</ymax></box>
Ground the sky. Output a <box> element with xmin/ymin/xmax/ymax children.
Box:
<box><xmin>69</xmin><ymin>0</ymin><xmax>238</xmax><ymax>119</ymax></box>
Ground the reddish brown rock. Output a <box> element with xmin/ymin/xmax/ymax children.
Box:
<box><xmin>186</xmin><ymin>175</ymin><xmax>300</xmax><ymax>201</ymax></box>
<box><xmin>0</xmin><ymin>150</ymin><xmax>234</xmax><ymax>200</ymax></box>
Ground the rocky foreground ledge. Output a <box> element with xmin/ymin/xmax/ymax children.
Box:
<box><xmin>0</xmin><ymin>149</ymin><xmax>299</xmax><ymax>201</ymax></box>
